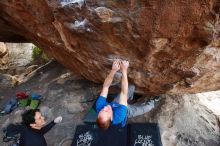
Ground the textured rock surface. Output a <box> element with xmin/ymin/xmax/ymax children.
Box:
<box><xmin>5</xmin><ymin>43</ymin><xmax>34</xmax><ymax>68</ymax></box>
<box><xmin>0</xmin><ymin>42</ymin><xmax>8</xmax><ymax>67</ymax></box>
<box><xmin>0</xmin><ymin>73</ymin><xmax>19</xmax><ymax>89</ymax></box>
<box><xmin>0</xmin><ymin>0</ymin><xmax>220</xmax><ymax>95</ymax></box>
<box><xmin>0</xmin><ymin>43</ymin><xmax>37</xmax><ymax>87</ymax></box>
<box><xmin>0</xmin><ymin>43</ymin><xmax>34</xmax><ymax>74</ymax></box>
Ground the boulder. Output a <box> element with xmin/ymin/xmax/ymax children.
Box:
<box><xmin>0</xmin><ymin>0</ymin><xmax>219</xmax><ymax>95</ymax></box>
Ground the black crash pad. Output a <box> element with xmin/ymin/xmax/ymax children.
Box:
<box><xmin>72</xmin><ymin>123</ymin><xmax>163</xmax><ymax>146</ymax></box>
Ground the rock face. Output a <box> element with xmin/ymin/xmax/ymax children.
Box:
<box><xmin>0</xmin><ymin>0</ymin><xmax>220</xmax><ymax>95</ymax></box>
<box><xmin>0</xmin><ymin>42</ymin><xmax>8</xmax><ymax>67</ymax></box>
<box><xmin>5</xmin><ymin>43</ymin><xmax>34</xmax><ymax>69</ymax></box>
<box><xmin>0</xmin><ymin>43</ymin><xmax>36</xmax><ymax>87</ymax></box>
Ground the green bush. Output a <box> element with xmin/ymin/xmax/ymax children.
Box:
<box><xmin>32</xmin><ymin>46</ymin><xmax>50</xmax><ymax>64</ymax></box>
<box><xmin>32</xmin><ymin>46</ymin><xmax>43</xmax><ymax>60</ymax></box>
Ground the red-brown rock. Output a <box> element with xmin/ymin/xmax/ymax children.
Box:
<box><xmin>0</xmin><ymin>0</ymin><xmax>219</xmax><ymax>95</ymax></box>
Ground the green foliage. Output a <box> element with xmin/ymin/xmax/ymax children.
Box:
<box><xmin>32</xmin><ymin>46</ymin><xmax>50</xmax><ymax>64</ymax></box>
<box><xmin>32</xmin><ymin>46</ymin><xmax>43</xmax><ymax>60</ymax></box>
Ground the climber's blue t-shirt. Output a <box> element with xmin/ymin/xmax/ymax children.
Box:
<box><xmin>96</xmin><ymin>96</ymin><xmax>127</xmax><ymax>127</ymax></box>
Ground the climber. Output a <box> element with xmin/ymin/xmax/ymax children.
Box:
<box><xmin>96</xmin><ymin>59</ymin><xmax>160</xmax><ymax>129</ymax></box>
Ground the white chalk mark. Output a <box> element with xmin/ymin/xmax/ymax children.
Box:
<box><xmin>60</xmin><ymin>0</ymin><xmax>85</xmax><ymax>8</ymax></box>
<box><xmin>73</xmin><ymin>19</ymin><xmax>88</xmax><ymax>29</ymax></box>
<box><xmin>66</xmin><ymin>19</ymin><xmax>92</xmax><ymax>32</ymax></box>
